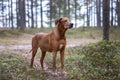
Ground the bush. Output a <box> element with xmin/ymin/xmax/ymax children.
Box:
<box><xmin>66</xmin><ymin>41</ymin><xmax>120</xmax><ymax>80</ymax></box>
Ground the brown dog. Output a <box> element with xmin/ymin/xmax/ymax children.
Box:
<box><xmin>30</xmin><ymin>17</ymin><xmax>73</xmax><ymax>73</ymax></box>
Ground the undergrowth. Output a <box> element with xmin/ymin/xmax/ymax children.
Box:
<box><xmin>0</xmin><ymin>27</ymin><xmax>120</xmax><ymax>80</ymax></box>
<box><xmin>66</xmin><ymin>40</ymin><xmax>120</xmax><ymax>80</ymax></box>
<box><xmin>0</xmin><ymin>53</ymin><xmax>46</xmax><ymax>80</ymax></box>
<box><xmin>0</xmin><ymin>41</ymin><xmax>120</xmax><ymax>80</ymax></box>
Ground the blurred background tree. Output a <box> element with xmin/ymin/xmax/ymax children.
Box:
<box><xmin>0</xmin><ymin>0</ymin><xmax>120</xmax><ymax>29</ymax></box>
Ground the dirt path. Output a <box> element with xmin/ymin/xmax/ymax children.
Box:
<box><xmin>0</xmin><ymin>38</ymin><xmax>99</xmax><ymax>80</ymax></box>
<box><xmin>0</xmin><ymin>39</ymin><xmax>98</xmax><ymax>50</ymax></box>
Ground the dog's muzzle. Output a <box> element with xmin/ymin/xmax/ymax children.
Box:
<box><xmin>68</xmin><ymin>23</ymin><xmax>73</xmax><ymax>29</ymax></box>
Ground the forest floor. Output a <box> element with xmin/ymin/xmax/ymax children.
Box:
<box><xmin>0</xmin><ymin>28</ymin><xmax>105</xmax><ymax>79</ymax></box>
<box><xmin>0</xmin><ymin>35</ymin><xmax>99</xmax><ymax>80</ymax></box>
<box><xmin>0</xmin><ymin>27</ymin><xmax>120</xmax><ymax>79</ymax></box>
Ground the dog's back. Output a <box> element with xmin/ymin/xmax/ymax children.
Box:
<box><xmin>31</xmin><ymin>32</ymin><xmax>52</xmax><ymax>52</ymax></box>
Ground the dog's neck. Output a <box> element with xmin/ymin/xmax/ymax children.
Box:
<box><xmin>54</xmin><ymin>24</ymin><xmax>67</xmax><ymax>40</ymax></box>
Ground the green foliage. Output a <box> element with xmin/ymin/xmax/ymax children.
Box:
<box><xmin>66</xmin><ymin>41</ymin><xmax>120</xmax><ymax>80</ymax></box>
<box><xmin>0</xmin><ymin>53</ymin><xmax>47</xmax><ymax>80</ymax></box>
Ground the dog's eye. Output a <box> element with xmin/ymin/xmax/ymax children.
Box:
<box><xmin>64</xmin><ymin>20</ymin><xmax>67</xmax><ymax>22</ymax></box>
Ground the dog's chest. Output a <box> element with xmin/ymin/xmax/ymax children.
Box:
<box><xmin>58</xmin><ymin>40</ymin><xmax>66</xmax><ymax>50</ymax></box>
<box><xmin>59</xmin><ymin>44</ymin><xmax>64</xmax><ymax>50</ymax></box>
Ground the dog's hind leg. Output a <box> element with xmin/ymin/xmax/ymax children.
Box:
<box><xmin>30</xmin><ymin>37</ymin><xmax>38</xmax><ymax>68</ymax></box>
<box><xmin>40</xmin><ymin>50</ymin><xmax>46</xmax><ymax>70</ymax></box>
<box><xmin>30</xmin><ymin>48</ymin><xmax>38</xmax><ymax>68</ymax></box>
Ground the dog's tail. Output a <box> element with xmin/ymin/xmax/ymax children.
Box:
<box><xmin>29</xmin><ymin>49</ymin><xmax>32</xmax><ymax>53</ymax></box>
<box><xmin>26</xmin><ymin>49</ymin><xmax>32</xmax><ymax>54</ymax></box>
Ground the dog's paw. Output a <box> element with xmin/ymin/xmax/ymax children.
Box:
<box><xmin>41</xmin><ymin>67</ymin><xmax>48</xmax><ymax>71</ymax></box>
<box><xmin>61</xmin><ymin>70</ymin><xmax>67</xmax><ymax>75</ymax></box>
<box><xmin>51</xmin><ymin>71</ymin><xmax>58</xmax><ymax>76</ymax></box>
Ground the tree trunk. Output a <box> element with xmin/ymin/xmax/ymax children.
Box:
<box><xmin>8</xmin><ymin>0</ymin><xmax>11</xmax><ymax>27</ymax></box>
<box><xmin>94</xmin><ymin>1</ymin><xmax>96</xmax><ymax>26</ymax></box>
<box><xmin>58</xmin><ymin>1</ymin><xmax>61</xmax><ymax>17</ymax></box>
<box><xmin>17</xmin><ymin>0</ymin><xmax>26</xmax><ymax>29</ymax></box>
<box><xmin>11</xmin><ymin>0</ymin><xmax>14</xmax><ymax>28</ymax></box>
<box><xmin>68</xmin><ymin>0</ymin><xmax>70</xmax><ymax>18</ymax></box>
<box><xmin>1</xmin><ymin>0</ymin><xmax>4</xmax><ymax>27</ymax></box>
<box><xmin>26</xmin><ymin>0</ymin><xmax>30</xmax><ymax>27</ymax></box>
<box><xmin>50</xmin><ymin>0</ymin><xmax>52</xmax><ymax>27</ymax></box>
<box><xmin>75</xmin><ymin>0</ymin><xmax>77</xmax><ymax>28</ymax></box>
<box><xmin>86</xmin><ymin>1</ymin><xmax>90</xmax><ymax>27</ymax></box>
<box><xmin>116</xmin><ymin>0</ymin><xmax>120</xmax><ymax>26</ymax></box>
<box><xmin>40</xmin><ymin>0</ymin><xmax>43</xmax><ymax>28</ymax></box>
<box><xmin>110</xmin><ymin>0</ymin><xmax>113</xmax><ymax>26</ymax></box>
<box><xmin>35</xmin><ymin>0</ymin><xmax>38</xmax><ymax>28</ymax></box>
<box><xmin>96</xmin><ymin>0</ymin><xmax>101</xmax><ymax>27</ymax></box>
<box><xmin>64</xmin><ymin>0</ymin><xmax>67</xmax><ymax>17</ymax></box>
<box><xmin>31</xmin><ymin>0</ymin><xmax>34</xmax><ymax>28</ymax></box>
<box><xmin>16</xmin><ymin>0</ymin><xmax>19</xmax><ymax>29</ymax></box>
<box><xmin>103</xmin><ymin>0</ymin><xmax>110</xmax><ymax>41</ymax></box>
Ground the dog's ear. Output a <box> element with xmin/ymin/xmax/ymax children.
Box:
<box><xmin>55</xmin><ymin>18</ymin><xmax>62</xmax><ymax>25</ymax></box>
<box><xmin>59</xmin><ymin>18</ymin><xmax>62</xmax><ymax>22</ymax></box>
<box><xmin>55</xmin><ymin>18</ymin><xmax>59</xmax><ymax>25</ymax></box>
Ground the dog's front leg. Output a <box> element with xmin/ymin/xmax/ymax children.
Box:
<box><xmin>52</xmin><ymin>51</ymin><xmax>57</xmax><ymax>72</ymax></box>
<box><xmin>60</xmin><ymin>48</ymin><xmax>65</xmax><ymax>73</ymax></box>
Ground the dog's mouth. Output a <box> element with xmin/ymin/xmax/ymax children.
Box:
<box><xmin>68</xmin><ymin>23</ymin><xmax>73</xmax><ymax>29</ymax></box>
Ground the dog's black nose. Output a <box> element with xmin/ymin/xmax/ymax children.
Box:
<box><xmin>69</xmin><ymin>23</ymin><xmax>73</xmax><ymax>29</ymax></box>
<box><xmin>71</xmin><ymin>23</ymin><xmax>73</xmax><ymax>26</ymax></box>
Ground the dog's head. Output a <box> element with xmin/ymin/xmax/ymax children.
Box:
<box><xmin>55</xmin><ymin>17</ymin><xmax>73</xmax><ymax>29</ymax></box>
